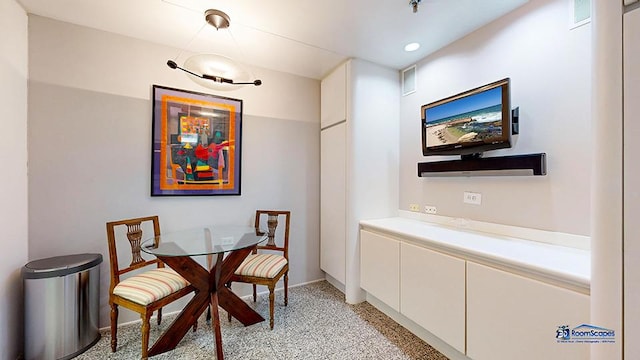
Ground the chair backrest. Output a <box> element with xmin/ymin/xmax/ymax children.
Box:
<box><xmin>254</xmin><ymin>210</ymin><xmax>290</xmax><ymax>260</ymax></box>
<box><xmin>106</xmin><ymin>216</ymin><xmax>164</xmax><ymax>293</ymax></box>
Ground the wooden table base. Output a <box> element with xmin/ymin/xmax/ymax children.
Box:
<box><xmin>148</xmin><ymin>246</ymin><xmax>264</xmax><ymax>359</ymax></box>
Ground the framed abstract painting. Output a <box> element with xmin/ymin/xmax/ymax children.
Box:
<box><xmin>151</xmin><ymin>85</ymin><xmax>242</xmax><ymax>196</ymax></box>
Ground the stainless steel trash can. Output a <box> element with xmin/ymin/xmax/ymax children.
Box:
<box><xmin>23</xmin><ymin>253</ymin><xmax>102</xmax><ymax>360</ymax></box>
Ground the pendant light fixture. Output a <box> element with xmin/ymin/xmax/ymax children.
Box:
<box><xmin>167</xmin><ymin>9</ymin><xmax>262</xmax><ymax>90</ymax></box>
<box><xmin>410</xmin><ymin>0</ymin><xmax>422</xmax><ymax>13</ymax></box>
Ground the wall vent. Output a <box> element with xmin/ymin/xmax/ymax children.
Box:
<box><xmin>570</xmin><ymin>0</ymin><xmax>591</xmax><ymax>28</ymax></box>
<box><xmin>402</xmin><ymin>65</ymin><xmax>417</xmax><ymax>96</ymax></box>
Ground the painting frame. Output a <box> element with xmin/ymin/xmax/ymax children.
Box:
<box><xmin>151</xmin><ymin>85</ymin><xmax>242</xmax><ymax>196</ymax></box>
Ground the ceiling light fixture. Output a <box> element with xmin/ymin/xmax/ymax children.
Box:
<box><xmin>166</xmin><ymin>9</ymin><xmax>262</xmax><ymax>89</ymax></box>
<box><xmin>404</xmin><ymin>43</ymin><xmax>420</xmax><ymax>52</ymax></box>
<box><xmin>204</xmin><ymin>9</ymin><xmax>230</xmax><ymax>30</ymax></box>
<box><xmin>410</xmin><ymin>0</ymin><xmax>422</xmax><ymax>13</ymax></box>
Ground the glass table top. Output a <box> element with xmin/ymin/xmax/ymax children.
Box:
<box><xmin>141</xmin><ymin>225</ymin><xmax>267</xmax><ymax>257</ymax></box>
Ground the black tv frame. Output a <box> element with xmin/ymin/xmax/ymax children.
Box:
<box><xmin>421</xmin><ymin>78</ymin><xmax>512</xmax><ymax>157</ymax></box>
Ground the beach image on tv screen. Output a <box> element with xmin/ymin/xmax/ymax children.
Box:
<box><xmin>424</xmin><ymin>86</ymin><xmax>502</xmax><ymax>147</ymax></box>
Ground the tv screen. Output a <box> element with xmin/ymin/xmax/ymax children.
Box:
<box><xmin>421</xmin><ymin>78</ymin><xmax>511</xmax><ymax>157</ymax></box>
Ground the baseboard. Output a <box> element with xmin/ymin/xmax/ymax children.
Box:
<box><xmin>323</xmin><ymin>273</ymin><xmax>346</xmax><ymax>294</ymax></box>
<box><xmin>365</xmin><ymin>293</ymin><xmax>470</xmax><ymax>360</ymax></box>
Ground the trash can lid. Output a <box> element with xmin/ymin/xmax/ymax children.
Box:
<box><xmin>22</xmin><ymin>253</ymin><xmax>103</xmax><ymax>279</ymax></box>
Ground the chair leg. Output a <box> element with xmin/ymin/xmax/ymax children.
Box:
<box><xmin>226</xmin><ymin>282</ymin><xmax>232</xmax><ymax>322</ymax></box>
<box><xmin>284</xmin><ymin>272</ymin><xmax>289</xmax><ymax>306</ymax></box>
<box><xmin>109</xmin><ymin>303</ymin><xmax>118</xmax><ymax>352</ymax></box>
<box><xmin>252</xmin><ymin>284</ymin><xmax>257</xmax><ymax>302</ymax></box>
<box><xmin>141</xmin><ymin>313</ymin><xmax>152</xmax><ymax>360</ymax></box>
<box><xmin>157</xmin><ymin>307</ymin><xmax>163</xmax><ymax>326</ymax></box>
<box><xmin>268</xmin><ymin>285</ymin><xmax>275</xmax><ymax>330</ymax></box>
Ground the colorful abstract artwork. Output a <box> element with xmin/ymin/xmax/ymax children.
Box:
<box><xmin>151</xmin><ymin>85</ymin><xmax>242</xmax><ymax>196</ymax></box>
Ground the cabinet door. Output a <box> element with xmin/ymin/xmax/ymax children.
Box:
<box><xmin>360</xmin><ymin>230</ymin><xmax>400</xmax><ymax>311</ymax></box>
<box><xmin>400</xmin><ymin>243</ymin><xmax>465</xmax><ymax>353</ymax></box>
<box><xmin>320</xmin><ymin>123</ymin><xmax>346</xmax><ymax>283</ymax></box>
<box><xmin>320</xmin><ymin>63</ymin><xmax>347</xmax><ymax>128</ymax></box>
<box><xmin>467</xmin><ymin>262</ymin><xmax>589</xmax><ymax>360</ymax></box>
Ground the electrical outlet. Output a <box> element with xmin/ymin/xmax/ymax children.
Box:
<box><xmin>463</xmin><ymin>192</ymin><xmax>482</xmax><ymax>205</ymax></box>
<box><xmin>409</xmin><ymin>203</ymin><xmax>420</xmax><ymax>212</ymax></box>
<box><xmin>424</xmin><ymin>206</ymin><xmax>437</xmax><ymax>214</ymax></box>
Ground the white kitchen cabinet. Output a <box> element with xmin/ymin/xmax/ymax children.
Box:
<box><xmin>320</xmin><ymin>60</ymin><xmax>399</xmax><ymax>302</ymax></box>
<box><xmin>400</xmin><ymin>242</ymin><xmax>465</xmax><ymax>353</ymax></box>
<box><xmin>320</xmin><ymin>64</ymin><xmax>346</xmax><ymax>128</ymax></box>
<box><xmin>360</xmin><ymin>230</ymin><xmax>400</xmax><ymax>311</ymax></box>
<box><xmin>359</xmin><ymin>218</ymin><xmax>591</xmax><ymax>360</ymax></box>
<box><xmin>466</xmin><ymin>262</ymin><xmax>590</xmax><ymax>360</ymax></box>
<box><xmin>320</xmin><ymin>62</ymin><xmax>348</xmax><ymax>284</ymax></box>
<box><xmin>320</xmin><ymin>122</ymin><xmax>346</xmax><ymax>283</ymax></box>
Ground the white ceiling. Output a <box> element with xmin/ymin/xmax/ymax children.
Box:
<box><xmin>18</xmin><ymin>0</ymin><xmax>528</xmax><ymax>80</ymax></box>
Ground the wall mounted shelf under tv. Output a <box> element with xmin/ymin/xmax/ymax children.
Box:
<box><xmin>417</xmin><ymin>153</ymin><xmax>547</xmax><ymax>177</ymax></box>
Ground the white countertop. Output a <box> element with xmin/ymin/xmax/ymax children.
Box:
<box><xmin>360</xmin><ymin>217</ymin><xmax>590</xmax><ymax>292</ymax></box>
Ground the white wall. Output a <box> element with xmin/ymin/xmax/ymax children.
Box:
<box><xmin>590</xmin><ymin>0</ymin><xmax>625</xmax><ymax>358</ymax></box>
<box><xmin>27</xmin><ymin>16</ymin><xmax>316</xmax><ymax>123</ymax></box>
<box><xmin>27</xmin><ymin>16</ymin><xmax>323</xmax><ymax>327</ymax></box>
<box><xmin>399</xmin><ymin>0</ymin><xmax>592</xmax><ymax>236</ymax></box>
<box><xmin>0</xmin><ymin>0</ymin><xmax>28</xmax><ymax>358</ymax></box>
<box><xmin>623</xmin><ymin>4</ymin><xmax>639</xmax><ymax>359</ymax></box>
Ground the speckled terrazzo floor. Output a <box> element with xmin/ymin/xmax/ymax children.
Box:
<box><xmin>78</xmin><ymin>281</ymin><xmax>449</xmax><ymax>359</ymax></box>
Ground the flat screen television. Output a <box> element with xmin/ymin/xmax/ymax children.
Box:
<box><xmin>421</xmin><ymin>78</ymin><xmax>512</xmax><ymax>158</ymax></box>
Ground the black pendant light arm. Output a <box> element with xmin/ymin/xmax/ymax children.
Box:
<box><xmin>232</xmin><ymin>80</ymin><xmax>263</xmax><ymax>86</ymax></box>
<box><xmin>167</xmin><ymin>60</ymin><xmax>201</xmax><ymax>79</ymax></box>
<box><xmin>166</xmin><ymin>60</ymin><xmax>262</xmax><ymax>86</ymax></box>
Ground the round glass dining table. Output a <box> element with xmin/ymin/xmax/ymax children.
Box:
<box><xmin>142</xmin><ymin>225</ymin><xmax>267</xmax><ymax>257</ymax></box>
<box><xmin>141</xmin><ymin>225</ymin><xmax>267</xmax><ymax>359</ymax></box>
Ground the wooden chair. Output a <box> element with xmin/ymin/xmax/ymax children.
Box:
<box><xmin>227</xmin><ymin>210</ymin><xmax>290</xmax><ymax>329</ymax></box>
<box><xmin>106</xmin><ymin>216</ymin><xmax>196</xmax><ymax>359</ymax></box>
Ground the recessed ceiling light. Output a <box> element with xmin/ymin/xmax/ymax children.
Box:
<box><xmin>404</xmin><ymin>42</ymin><xmax>420</xmax><ymax>52</ymax></box>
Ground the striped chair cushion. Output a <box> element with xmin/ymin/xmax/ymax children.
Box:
<box><xmin>235</xmin><ymin>254</ymin><xmax>288</xmax><ymax>279</ymax></box>
<box><xmin>113</xmin><ymin>268</ymin><xmax>189</xmax><ymax>305</ymax></box>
